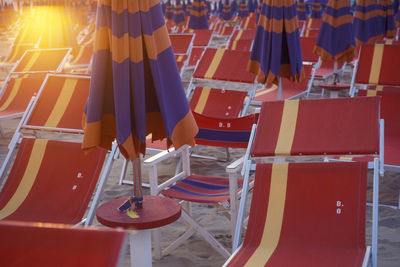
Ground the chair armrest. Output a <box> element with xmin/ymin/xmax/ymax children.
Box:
<box><xmin>226</xmin><ymin>156</ymin><xmax>244</xmax><ymax>174</ymax></box>
<box><xmin>143</xmin><ymin>145</ymin><xmax>188</xmax><ymax>167</ymax></box>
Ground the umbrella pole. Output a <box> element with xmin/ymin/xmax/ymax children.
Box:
<box><xmin>278</xmin><ymin>77</ymin><xmax>282</xmax><ymax>100</ymax></box>
<box><xmin>132</xmin><ymin>156</ymin><xmax>143</xmax><ymax>209</ymax></box>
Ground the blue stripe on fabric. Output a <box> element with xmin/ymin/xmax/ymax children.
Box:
<box><xmin>96</xmin><ymin>4</ymin><xmax>165</xmax><ymax>38</ymax></box>
<box><xmin>195</xmin><ymin>128</ymin><xmax>251</xmax><ymax>143</ymax></box>
<box><xmin>323</xmin><ymin>6</ymin><xmax>352</xmax><ymax>18</ymax></box>
<box><xmin>260</xmin><ymin>4</ymin><xmax>297</xmax><ymax>20</ymax></box>
<box><xmin>316</xmin><ymin>23</ymin><xmax>355</xmax><ymax>56</ymax></box>
<box><xmin>170</xmin><ymin>185</ymin><xmax>230</xmax><ymax>197</ymax></box>
<box><xmin>355</xmin><ymin>4</ymin><xmax>378</xmax><ymax>13</ymax></box>
<box><xmin>188</xmin><ymin>15</ymin><xmax>209</xmax><ymax>29</ymax></box>
<box><xmin>181</xmin><ymin>179</ymin><xmax>230</xmax><ymax>190</ymax></box>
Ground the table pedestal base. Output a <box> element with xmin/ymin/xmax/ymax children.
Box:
<box><xmin>129</xmin><ymin>230</ymin><xmax>152</xmax><ymax>267</ymax></box>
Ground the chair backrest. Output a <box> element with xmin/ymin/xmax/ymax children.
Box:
<box><xmin>0</xmin><ymin>74</ymin><xmax>46</xmax><ymax>117</ymax></box>
<box><xmin>0</xmin><ymin>221</ymin><xmax>126</xmax><ymax>267</ymax></box>
<box><xmin>23</xmin><ymin>74</ymin><xmax>90</xmax><ymax>131</ymax></box>
<box><xmin>12</xmin><ymin>48</ymin><xmax>71</xmax><ymax>73</ymax></box>
<box><xmin>230</xmin><ymin>29</ymin><xmax>256</xmax><ymax>41</ymax></box>
<box><xmin>187</xmin><ymin>29</ymin><xmax>213</xmax><ymax>47</ymax></box>
<box><xmin>240</xmin><ymin>14</ymin><xmax>257</xmax><ymax>29</ymax></box>
<box><xmin>219</xmin><ymin>25</ymin><xmax>236</xmax><ymax>36</ymax></box>
<box><xmin>193</xmin><ymin>48</ymin><xmax>256</xmax><ymax>83</ymax></box>
<box><xmin>188</xmin><ymin>47</ymin><xmax>205</xmax><ymax>67</ymax></box>
<box><xmin>355</xmin><ymin>43</ymin><xmax>400</xmax><ymax>85</ymax></box>
<box><xmin>193</xmin><ymin>112</ymin><xmax>257</xmax><ymax>149</ymax></box>
<box><xmin>3</xmin><ymin>43</ymin><xmax>34</xmax><ymax>64</ymax></box>
<box><xmin>0</xmin><ymin>138</ymin><xmax>106</xmax><ymax>224</ymax></box>
<box><xmin>169</xmin><ymin>34</ymin><xmax>194</xmax><ymax>55</ymax></box>
<box><xmin>70</xmin><ymin>44</ymin><xmax>93</xmax><ymax>66</ymax></box>
<box><xmin>190</xmin><ymin>87</ymin><xmax>247</xmax><ymax>118</ymax></box>
<box><xmin>228</xmin><ymin>39</ymin><xmax>253</xmax><ymax>51</ymax></box>
<box><xmin>227</xmin><ymin>161</ymin><xmax>367</xmax><ymax>266</ymax></box>
<box><xmin>251</xmin><ymin>97</ymin><xmax>380</xmax><ymax>157</ymax></box>
<box><xmin>300</xmin><ymin>37</ymin><xmax>319</xmax><ymax>63</ymax></box>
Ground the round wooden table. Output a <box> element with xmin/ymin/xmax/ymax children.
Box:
<box><xmin>97</xmin><ymin>195</ymin><xmax>181</xmax><ymax>267</ymax></box>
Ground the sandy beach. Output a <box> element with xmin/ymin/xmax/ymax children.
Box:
<box><xmin>1</xmin><ymin>19</ymin><xmax>400</xmax><ymax>267</ymax></box>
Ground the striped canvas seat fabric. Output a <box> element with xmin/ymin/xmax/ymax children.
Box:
<box><xmin>13</xmin><ymin>48</ymin><xmax>70</xmax><ymax>73</ymax></box>
<box><xmin>225</xmin><ymin>162</ymin><xmax>367</xmax><ymax>267</ymax></box>
<box><xmin>161</xmin><ymin>112</ymin><xmax>257</xmax><ymax>203</ymax></box>
<box><xmin>193</xmin><ymin>48</ymin><xmax>255</xmax><ymax>83</ymax></box>
<box><xmin>251</xmin><ymin>97</ymin><xmax>380</xmax><ymax>157</ymax></box>
<box><xmin>169</xmin><ymin>34</ymin><xmax>194</xmax><ymax>55</ymax></box>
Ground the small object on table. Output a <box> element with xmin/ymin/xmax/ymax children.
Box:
<box><xmin>97</xmin><ymin>195</ymin><xmax>181</xmax><ymax>267</ymax></box>
<box><xmin>318</xmin><ymin>83</ymin><xmax>350</xmax><ymax>98</ymax></box>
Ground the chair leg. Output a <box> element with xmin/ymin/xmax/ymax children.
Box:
<box><xmin>152</xmin><ymin>228</ymin><xmax>162</xmax><ymax>260</ymax></box>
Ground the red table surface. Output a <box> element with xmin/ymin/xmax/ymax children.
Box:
<box><xmin>96</xmin><ymin>195</ymin><xmax>181</xmax><ymax>230</ymax></box>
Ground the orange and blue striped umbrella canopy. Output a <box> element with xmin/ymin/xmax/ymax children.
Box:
<box><xmin>377</xmin><ymin>0</ymin><xmax>396</xmax><ymax>38</ymax></box>
<box><xmin>173</xmin><ymin>0</ymin><xmax>186</xmax><ymax>26</ymax></box>
<box><xmin>188</xmin><ymin>0</ymin><xmax>209</xmax><ymax>29</ymax></box>
<box><xmin>397</xmin><ymin>5</ymin><xmax>400</xmax><ymax>27</ymax></box>
<box><xmin>82</xmin><ymin>0</ymin><xmax>198</xmax><ymax>160</ymax></box>
<box><xmin>297</xmin><ymin>0</ymin><xmax>306</xmax><ymax>20</ymax></box>
<box><xmin>165</xmin><ymin>0</ymin><xmax>174</xmax><ymax>19</ymax></box>
<box><xmin>221</xmin><ymin>0</ymin><xmax>232</xmax><ymax>20</ymax></box>
<box><xmin>353</xmin><ymin>0</ymin><xmax>383</xmax><ymax>47</ymax></box>
<box><xmin>311</xmin><ymin>0</ymin><xmax>322</xmax><ymax>18</ymax></box>
<box><xmin>314</xmin><ymin>0</ymin><xmax>356</xmax><ymax>63</ymax></box>
<box><xmin>248</xmin><ymin>0</ymin><xmax>304</xmax><ymax>85</ymax></box>
<box><xmin>238</xmin><ymin>0</ymin><xmax>249</xmax><ymax>18</ymax></box>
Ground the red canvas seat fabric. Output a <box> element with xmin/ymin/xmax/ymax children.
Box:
<box><xmin>69</xmin><ymin>44</ymin><xmax>93</xmax><ymax>66</ymax></box>
<box><xmin>0</xmin><ymin>138</ymin><xmax>106</xmax><ymax>224</ymax></box>
<box><xmin>188</xmin><ymin>47</ymin><xmax>205</xmax><ymax>67</ymax></box>
<box><xmin>0</xmin><ymin>74</ymin><xmax>46</xmax><ymax>119</ymax></box>
<box><xmin>181</xmin><ymin>29</ymin><xmax>213</xmax><ymax>47</ymax></box>
<box><xmin>13</xmin><ymin>48</ymin><xmax>70</xmax><ymax>73</ymax></box>
<box><xmin>193</xmin><ymin>48</ymin><xmax>255</xmax><ymax>83</ymax></box>
<box><xmin>228</xmin><ymin>39</ymin><xmax>253</xmax><ymax>51</ymax></box>
<box><xmin>226</xmin><ymin>162</ymin><xmax>367</xmax><ymax>267</ymax></box>
<box><xmin>0</xmin><ymin>43</ymin><xmax>34</xmax><ymax>65</ymax></box>
<box><xmin>24</xmin><ymin>75</ymin><xmax>90</xmax><ymax>130</ymax></box>
<box><xmin>355</xmin><ymin>43</ymin><xmax>400</xmax><ymax>86</ymax></box>
<box><xmin>230</xmin><ymin>29</ymin><xmax>256</xmax><ymax>41</ymax></box>
<box><xmin>169</xmin><ymin>34</ymin><xmax>194</xmax><ymax>55</ymax></box>
<box><xmin>358</xmin><ymin>86</ymin><xmax>400</xmax><ymax>166</ymax></box>
<box><xmin>251</xmin><ymin>97</ymin><xmax>380</xmax><ymax>157</ymax></box>
<box><xmin>190</xmin><ymin>87</ymin><xmax>247</xmax><ymax>118</ymax></box>
<box><xmin>252</xmin><ymin>65</ymin><xmax>312</xmax><ymax>103</ymax></box>
<box><xmin>219</xmin><ymin>25</ymin><xmax>236</xmax><ymax>36</ymax></box>
<box><xmin>0</xmin><ymin>221</ymin><xmax>126</xmax><ymax>267</ymax></box>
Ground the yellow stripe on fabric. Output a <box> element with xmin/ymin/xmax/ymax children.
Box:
<box><xmin>194</xmin><ymin>87</ymin><xmax>211</xmax><ymax>114</ymax></box>
<box><xmin>244</xmin><ymin>163</ymin><xmax>289</xmax><ymax>267</ymax></box>
<box><xmin>235</xmin><ymin>30</ymin><xmax>244</xmax><ymax>42</ymax></box>
<box><xmin>307</xmin><ymin>18</ymin><xmax>313</xmax><ymax>29</ymax></box>
<box><xmin>274</xmin><ymin>100</ymin><xmax>299</xmax><ymax>155</ymax></box>
<box><xmin>339</xmin><ymin>156</ymin><xmax>353</xmax><ymax>161</ymax></box>
<box><xmin>177</xmin><ymin>55</ymin><xmax>184</xmax><ymax>62</ymax></box>
<box><xmin>0</xmin><ymin>139</ymin><xmax>48</xmax><ymax>220</ymax></box>
<box><xmin>9</xmin><ymin>45</ymin><xmax>21</xmax><ymax>63</ymax></box>
<box><xmin>255</xmin><ymin>85</ymin><xmax>277</xmax><ymax>97</ymax></box>
<box><xmin>367</xmin><ymin>90</ymin><xmax>377</xmax><ymax>96</ymax></box>
<box><xmin>369</xmin><ymin>44</ymin><xmax>384</xmax><ymax>84</ymax></box>
<box><xmin>385</xmin><ymin>40</ymin><xmax>393</xmax><ymax>45</ymax></box>
<box><xmin>44</xmin><ymin>78</ymin><xmax>78</xmax><ymax>127</ymax></box>
<box><xmin>0</xmin><ymin>77</ymin><xmax>24</xmax><ymax>112</ymax></box>
<box><xmin>376</xmin><ymin>85</ymin><xmax>383</xmax><ymax>91</ymax></box>
<box><xmin>204</xmin><ymin>49</ymin><xmax>224</xmax><ymax>79</ymax></box>
<box><xmin>244</xmin><ymin>18</ymin><xmax>250</xmax><ymax>28</ymax></box>
<box><xmin>22</xmin><ymin>51</ymin><xmax>40</xmax><ymax>72</ymax></box>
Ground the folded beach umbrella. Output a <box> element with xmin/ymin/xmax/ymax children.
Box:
<box><xmin>165</xmin><ymin>0</ymin><xmax>174</xmax><ymax>19</ymax></box>
<box><xmin>397</xmin><ymin>5</ymin><xmax>400</xmax><ymax>27</ymax></box>
<box><xmin>311</xmin><ymin>0</ymin><xmax>322</xmax><ymax>18</ymax></box>
<box><xmin>188</xmin><ymin>0</ymin><xmax>209</xmax><ymax>29</ymax></box>
<box><xmin>185</xmin><ymin>0</ymin><xmax>192</xmax><ymax>16</ymax></box>
<box><xmin>248</xmin><ymin>0</ymin><xmax>304</xmax><ymax>99</ymax></box>
<box><xmin>174</xmin><ymin>0</ymin><xmax>186</xmax><ymax>26</ymax></box>
<box><xmin>206</xmin><ymin>0</ymin><xmax>211</xmax><ymax>18</ymax></box>
<box><xmin>256</xmin><ymin>0</ymin><xmax>262</xmax><ymax>22</ymax></box>
<box><xmin>377</xmin><ymin>0</ymin><xmax>396</xmax><ymax>38</ymax></box>
<box><xmin>82</xmin><ymin>0</ymin><xmax>198</xmax><ymax>204</ymax></box>
<box><xmin>314</xmin><ymin>0</ymin><xmax>356</xmax><ymax>63</ymax></box>
<box><xmin>231</xmin><ymin>0</ymin><xmax>238</xmax><ymax>17</ymax></box>
<box><xmin>162</xmin><ymin>0</ymin><xmax>167</xmax><ymax>14</ymax></box>
<box><xmin>238</xmin><ymin>0</ymin><xmax>249</xmax><ymax>18</ymax></box>
<box><xmin>353</xmin><ymin>0</ymin><xmax>383</xmax><ymax>46</ymax></box>
<box><xmin>297</xmin><ymin>0</ymin><xmax>307</xmax><ymax>21</ymax></box>
<box><xmin>247</xmin><ymin>0</ymin><xmax>254</xmax><ymax>13</ymax></box>
<box><xmin>221</xmin><ymin>0</ymin><xmax>232</xmax><ymax>20</ymax></box>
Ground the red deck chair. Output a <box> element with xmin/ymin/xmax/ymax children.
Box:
<box><xmin>187</xmin><ymin>46</ymin><xmax>205</xmax><ymax>69</ymax></box>
<box><xmin>9</xmin><ymin>48</ymin><xmax>71</xmax><ymax>74</ymax></box>
<box><xmin>169</xmin><ymin>33</ymin><xmax>194</xmax><ymax>76</ymax></box>
<box><xmin>0</xmin><ymin>73</ymin><xmax>46</xmax><ymax>134</ymax></box>
<box><xmin>300</xmin><ymin>37</ymin><xmax>346</xmax><ymax>96</ymax></box>
<box><xmin>0</xmin><ymin>74</ymin><xmax>117</xmax><ymax>226</ymax></box>
<box><xmin>0</xmin><ymin>43</ymin><xmax>34</xmax><ymax>68</ymax></box>
<box><xmin>232</xmin><ymin>97</ymin><xmax>382</xmax><ymax>267</ymax></box>
<box><xmin>227</xmin><ymin>39</ymin><xmax>253</xmax><ymax>51</ymax></box>
<box><xmin>188</xmin><ymin>48</ymin><xmax>257</xmax><ymax>115</ymax></box>
<box><xmin>218</xmin><ymin>25</ymin><xmax>236</xmax><ymax>37</ymax></box>
<box><xmin>226</xmin><ymin>28</ymin><xmax>256</xmax><ymax>51</ymax></box>
<box><xmin>239</xmin><ymin>14</ymin><xmax>257</xmax><ymax>29</ymax></box>
<box><xmin>64</xmin><ymin>44</ymin><xmax>93</xmax><ymax>73</ymax></box>
<box><xmin>225</xmin><ymin>162</ymin><xmax>370</xmax><ymax>267</ymax></box>
<box><xmin>0</xmin><ymin>221</ymin><xmax>127</xmax><ymax>267</ymax></box>
<box><xmin>251</xmin><ymin>65</ymin><xmax>313</xmax><ymax>104</ymax></box>
<box><xmin>144</xmin><ymin>112</ymin><xmax>258</xmax><ymax>259</ymax></box>
<box><xmin>181</xmin><ymin>29</ymin><xmax>213</xmax><ymax>47</ymax></box>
